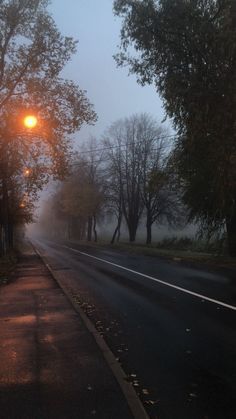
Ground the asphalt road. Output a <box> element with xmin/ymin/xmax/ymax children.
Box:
<box><xmin>34</xmin><ymin>237</ymin><xmax>236</xmax><ymax>419</ymax></box>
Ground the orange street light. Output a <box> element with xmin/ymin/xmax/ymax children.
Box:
<box><xmin>23</xmin><ymin>115</ymin><xmax>38</xmax><ymax>129</ymax></box>
<box><xmin>24</xmin><ymin>168</ymin><xmax>31</xmax><ymax>177</ymax></box>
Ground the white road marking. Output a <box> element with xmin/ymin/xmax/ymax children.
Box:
<box><xmin>63</xmin><ymin>245</ymin><xmax>236</xmax><ymax>312</ymax></box>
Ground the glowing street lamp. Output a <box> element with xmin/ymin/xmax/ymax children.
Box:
<box><xmin>23</xmin><ymin>115</ymin><xmax>38</xmax><ymax>129</ymax></box>
<box><xmin>24</xmin><ymin>168</ymin><xmax>31</xmax><ymax>177</ymax></box>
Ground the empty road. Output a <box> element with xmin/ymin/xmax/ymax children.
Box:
<box><xmin>33</xmin><ymin>238</ymin><xmax>236</xmax><ymax>419</ymax></box>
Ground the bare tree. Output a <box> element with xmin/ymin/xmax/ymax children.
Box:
<box><xmin>79</xmin><ymin>139</ymin><xmax>106</xmax><ymax>242</ymax></box>
<box><xmin>104</xmin><ymin>115</ymin><xmax>145</xmax><ymax>242</ymax></box>
<box><xmin>104</xmin><ymin>113</ymin><xmax>182</xmax><ymax>244</ymax></box>
<box><xmin>103</xmin><ymin>131</ymin><xmax>123</xmax><ymax>244</ymax></box>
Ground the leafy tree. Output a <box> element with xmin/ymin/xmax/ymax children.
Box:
<box><xmin>0</xmin><ymin>0</ymin><xmax>96</xmax><ymax>253</ymax></box>
<box><xmin>114</xmin><ymin>0</ymin><xmax>236</xmax><ymax>255</ymax></box>
<box><xmin>48</xmin><ymin>150</ymin><xmax>105</xmax><ymax>242</ymax></box>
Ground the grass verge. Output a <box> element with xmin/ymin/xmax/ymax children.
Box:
<box><xmin>65</xmin><ymin>238</ymin><xmax>236</xmax><ymax>271</ymax></box>
<box><xmin>113</xmin><ymin>243</ymin><xmax>236</xmax><ymax>268</ymax></box>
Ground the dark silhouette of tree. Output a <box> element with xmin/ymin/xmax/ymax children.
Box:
<box><xmin>0</xmin><ymin>0</ymin><xmax>96</xmax><ymax>253</ymax></box>
<box><xmin>104</xmin><ymin>113</ymin><xmax>182</xmax><ymax>244</ymax></box>
<box><xmin>104</xmin><ymin>116</ymin><xmax>144</xmax><ymax>242</ymax></box>
<box><xmin>114</xmin><ymin>0</ymin><xmax>236</xmax><ymax>256</ymax></box>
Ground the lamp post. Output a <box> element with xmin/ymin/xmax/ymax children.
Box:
<box><xmin>0</xmin><ymin>114</ymin><xmax>38</xmax><ymax>255</ymax></box>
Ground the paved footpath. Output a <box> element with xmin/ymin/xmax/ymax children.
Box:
<box><xmin>0</xmin><ymin>247</ymin><xmax>134</xmax><ymax>419</ymax></box>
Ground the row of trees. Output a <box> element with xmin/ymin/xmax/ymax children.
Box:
<box><xmin>0</xmin><ymin>0</ymin><xmax>96</xmax><ymax>255</ymax></box>
<box><xmin>40</xmin><ymin>114</ymin><xmax>184</xmax><ymax>244</ymax></box>
<box><xmin>40</xmin><ymin>0</ymin><xmax>236</xmax><ymax>255</ymax></box>
<box><xmin>113</xmin><ymin>0</ymin><xmax>236</xmax><ymax>256</ymax></box>
<box><xmin>2</xmin><ymin>0</ymin><xmax>235</xmax><ymax>255</ymax></box>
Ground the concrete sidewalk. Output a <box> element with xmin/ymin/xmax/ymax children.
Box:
<box><xmin>0</xmin><ymin>246</ymin><xmax>134</xmax><ymax>419</ymax></box>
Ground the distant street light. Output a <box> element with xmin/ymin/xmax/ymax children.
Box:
<box><xmin>23</xmin><ymin>115</ymin><xmax>38</xmax><ymax>129</ymax></box>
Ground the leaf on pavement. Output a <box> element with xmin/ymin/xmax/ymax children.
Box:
<box><xmin>142</xmin><ymin>389</ymin><xmax>149</xmax><ymax>395</ymax></box>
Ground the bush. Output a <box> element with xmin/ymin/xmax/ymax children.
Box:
<box><xmin>156</xmin><ymin>236</ymin><xmax>194</xmax><ymax>250</ymax></box>
<box><xmin>156</xmin><ymin>235</ymin><xmax>228</xmax><ymax>255</ymax></box>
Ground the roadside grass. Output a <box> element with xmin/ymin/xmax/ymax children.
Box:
<box><xmin>66</xmin><ymin>237</ymin><xmax>236</xmax><ymax>271</ymax></box>
<box><xmin>0</xmin><ymin>250</ymin><xmax>17</xmax><ymax>286</ymax></box>
<box><xmin>114</xmin><ymin>243</ymin><xmax>236</xmax><ymax>268</ymax></box>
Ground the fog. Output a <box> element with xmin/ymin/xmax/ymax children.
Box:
<box><xmin>27</xmin><ymin>1</ymin><xmax>181</xmax><ymax>243</ymax></box>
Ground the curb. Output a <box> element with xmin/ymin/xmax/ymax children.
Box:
<box><xmin>32</xmin><ymin>242</ymin><xmax>149</xmax><ymax>419</ymax></box>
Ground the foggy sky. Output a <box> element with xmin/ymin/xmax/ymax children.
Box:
<box><xmin>49</xmin><ymin>0</ymin><xmax>168</xmax><ymax>143</ymax></box>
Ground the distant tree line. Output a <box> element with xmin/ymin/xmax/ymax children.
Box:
<box><xmin>40</xmin><ymin>114</ymin><xmax>184</xmax><ymax>244</ymax></box>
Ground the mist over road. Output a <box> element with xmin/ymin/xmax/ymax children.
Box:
<box><xmin>33</xmin><ymin>237</ymin><xmax>236</xmax><ymax>419</ymax></box>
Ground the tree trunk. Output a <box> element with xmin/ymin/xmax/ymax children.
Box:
<box><xmin>146</xmin><ymin>216</ymin><xmax>152</xmax><ymax>245</ymax></box>
<box><xmin>111</xmin><ymin>226</ymin><xmax>118</xmax><ymax>245</ymax></box>
<box><xmin>0</xmin><ymin>224</ymin><xmax>6</xmax><ymax>256</ymax></box>
<box><xmin>2</xmin><ymin>177</ymin><xmax>10</xmax><ymax>254</ymax></box>
<box><xmin>87</xmin><ymin>216</ymin><xmax>92</xmax><ymax>241</ymax></box>
<box><xmin>226</xmin><ymin>212</ymin><xmax>236</xmax><ymax>256</ymax></box>
<box><xmin>67</xmin><ymin>217</ymin><xmax>72</xmax><ymax>239</ymax></box>
<box><xmin>117</xmin><ymin>225</ymin><xmax>121</xmax><ymax>242</ymax></box>
<box><xmin>93</xmin><ymin>215</ymin><xmax>97</xmax><ymax>242</ymax></box>
<box><xmin>81</xmin><ymin>221</ymin><xmax>86</xmax><ymax>240</ymax></box>
<box><xmin>8</xmin><ymin>223</ymin><xmax>14</xmax><ymax>248</ymax></box>
<box><xmin>0</xmin><ymin>225</ymin><xmax>2</xmax><ymax>257</ymax></box>
<box><xmin>111</xmin><ymin>212</ymin><xmax>122</xmax><ymax>244</ymax></box>
<box><xmin>128</xmin><ymin>223</ymin><xmax>137</xmax><ymax>242</ymax></box>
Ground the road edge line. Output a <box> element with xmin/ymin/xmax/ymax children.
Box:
<box><xmin>32</xmin><ymin>242</ymin><xmax>149</xmax><ymax>419</ymax></box>
<box><xmin>63</xmin><ymin>245</ymin><xmax>236</xmax><ymax>312</ymax></box>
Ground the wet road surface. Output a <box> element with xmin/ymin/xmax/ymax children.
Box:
<box><xmin>34</xmin><ymin>238</ymin><xmax>236</xmax><ymax>419</ymax></box>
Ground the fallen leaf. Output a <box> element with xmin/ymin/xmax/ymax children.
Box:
<box><xmin>145</xmin><ymin>400</ymin><xmax>159</xmax><ymax>405</ymax></box>
<box><xmin>189</xmin><ymin>392</ymin><xmax>197</xmax><ymax>398</ymax></box>
<box><xmin>142</xmin><ymin>389</ymin><xmax>149</xmax><ymax>395</ymax></box>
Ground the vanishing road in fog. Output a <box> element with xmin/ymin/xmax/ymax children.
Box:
<box><xmin>33</xmin><ymin>238</ymin><xmax>236</xmax><ymax>419</ymax></box>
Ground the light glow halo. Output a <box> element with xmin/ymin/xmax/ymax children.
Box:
<box><xmin>23</xmin><ymin>115</ymin><xmax>38</xmax><ymax>129</ymax></box>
